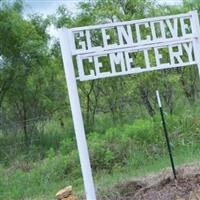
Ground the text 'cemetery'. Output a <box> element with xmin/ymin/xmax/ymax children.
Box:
<box><xmin>67</xmin><ymin>12</ymin><xmax>198</xmax><ymax>81</ymax></box>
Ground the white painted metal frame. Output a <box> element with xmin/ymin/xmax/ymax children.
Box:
<box><xmin>191</xmin><ymin>11</ymin><xmax>200</xmax><ymax>77</ymax></box>
<box><xmin>76</xmin><ymin>39</ymin><xmax>196</xmax><ymax>81</ymax></box>
<box><xmin>58</xmin><ymin>11</ymin><xmax>200</xmax><ymax>200</ymax></box>
<box><xmin>59</xmin><ymin>29</ymin><xmax>97</xmax><ymax>200</ymax></box>
<box><xmin>69</xmin><ymin>12</ymin><xmax>194</xmax><ymax>56</ymax></box>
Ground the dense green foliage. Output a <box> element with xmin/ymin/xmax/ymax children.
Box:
<box><xmin>1</xmin><ymin>108</ymin><xmax>200</xmax><ymax>199</ymax></box>
<box><xmin>1</xmin><ymin>0</ymin><xmax>200</xmax><ymax>199</ymax></box>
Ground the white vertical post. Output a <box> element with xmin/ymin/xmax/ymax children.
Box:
<box><xmin>191</xmin><ymin>11</ymin><xmax>200</xmax><ymax>78</ymax></box>
<box><xmin>59</xmin><ymin>28</ymin><xmax>97</xmax><ymax>200</ymax></box>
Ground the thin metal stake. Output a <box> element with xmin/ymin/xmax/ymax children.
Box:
<box><xmin>156</xmin><ymin>90</ymin><xmax>177</xmax><ymax>180</ymax></box>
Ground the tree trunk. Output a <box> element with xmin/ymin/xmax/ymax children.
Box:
<box><xmin>163</xmin><ymin>84</ymin><xmax>174</xmax><ymax>114</ymax></box>
<box><xmin>139</xmin><ymin>87</ymin><xmax>155</xmax><ymax>117</ymax></box>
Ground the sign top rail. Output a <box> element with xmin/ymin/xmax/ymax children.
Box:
<box><xmin>70</xmin><ymin>11</ymin><xmax>193</xmax><ymax>32</ymax></box>
<box><xmin>67</xmin><ymin>11</ymin><xmax>197</xmax><ymax>56</ymax></box>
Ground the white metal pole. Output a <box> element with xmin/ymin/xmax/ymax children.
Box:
<box><xmin>59</xmin><ymin>28</ymin><xmax>97</xmax><ymax>200</ymax></box>
<box><xmin>191</xmin><ymin>11</ymin><xmax>200</xmax><ymax>78</ymax></box>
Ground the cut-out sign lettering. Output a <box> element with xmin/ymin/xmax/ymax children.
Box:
<box><xmin>58</xmin><ymin>11</ymin><xmax>200</xmax><ymax>200</ymax></box>
<box><xmin>66</xmin><ymin>11</ymin><xmax>200</xmax><ymax>81</ymax></box>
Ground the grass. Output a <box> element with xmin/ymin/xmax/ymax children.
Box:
<box><xmin>1</xmin><ymin>144</ymin><xmax>200</xmax><ymax>200</ymax></box>
<box><xmin>95</xmin><ymin>144</ymin><xmax>200</xmax><ymax>192</ymax></box>
<box><xmin>1</xmin><ymin>105</ymin><xmax>200</xmax><ymax>200</ymax></box>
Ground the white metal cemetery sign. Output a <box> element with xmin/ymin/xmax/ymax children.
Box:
<box><xmin>59</xmin><ymin>11</ymin><xmax>200</xmax><ymax>200</ymax></box>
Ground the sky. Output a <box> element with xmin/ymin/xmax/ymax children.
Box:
<box><xmin>23</xmin><ymin>0</ymin><xmax>87</xmax><ymax>37</ymax></box>
<box><xmin>23</xmin><ymin>0</ymin><xmax>87</xmax><ymax>16</ymax></box>
<box><xmin>23</xmin><ymin>0</ymin><xmax>183</xmax><ymax>38</ymax></box>
<box><xmin>23</xmin><ymin>0</ymin><xmax>183</xmax><ymax>16</ymax></box>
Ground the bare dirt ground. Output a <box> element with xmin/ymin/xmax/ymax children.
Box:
<box><xmin>98</xmin><ymin>163</ymin><xmax>200</xmax><ymax>200</ymax></box>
